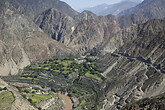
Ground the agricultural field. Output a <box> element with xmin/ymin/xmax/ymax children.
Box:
<box><xmin>15</xmin><ymin>85</ymin><xmax>58</xmax><ymax>106</ymax></box>
<box><xmin>22</xmin><ymin>58</ymin><xmax>104</xmax><ymax>81</ymax></box>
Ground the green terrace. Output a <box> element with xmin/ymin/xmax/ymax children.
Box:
<box><xmin>22</xmin><ymin>58</ymin><xmax>104</xmax><ymax>81</ymax></box>
<box><xmin>14</xmin><ymin>85</ymin><xmax>58</xmax><ymax>107</ymax></box>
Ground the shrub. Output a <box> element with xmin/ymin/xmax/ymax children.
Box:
<box><xmin>28</xmin><ymin>98</ymin><xmax>32</xmax><ymax>103</ymax></box>
<box><xmin>38</xmin><ymin>107</ymin><xmax>42</xmax><ymax>110</ymax></box>
<box><xmin>22</xmin><ymin>94</ymin><xmax>26</xmax><ymax>99</ymax></box>
<box><xmin>3</xmin><ymin>87</ymin><xmax>7</xmax><ymax>90</ymax></box>
<box><xmin>0</xmin><ymin>87</ymin><xmax>3</xmax><ymax>91</ymax></box>
<box><xmin>24</xmin><ymin>89</ymin><xmax>30</xmax><ymax>93</ymax></box>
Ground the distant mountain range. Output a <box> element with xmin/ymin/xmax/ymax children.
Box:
<box><xmin>78</xmin><ymin>0</ymin><xmax>142</xmax><ymax>16</ymax></box>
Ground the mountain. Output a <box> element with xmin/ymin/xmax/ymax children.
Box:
<box><xmin>35</xmin><ymin>8</ymin><xmax>76</xmax><ymax>42</ymax></box>
<box><xmin>7</xmin><ymin>0</ymin><xmax>78</xmax><ymax>19</ymax></box>
<box><xmin>74</xmin><ymin>10</ymin><xmax>99</xmax><ymax>22</ymax></box>
<box><xmin>35</xmin><ymin>9</ymin><xmax>120</xmax><ymax>53</ymax></box>
<box><xmin>97</xmin><ymin>18</ymin><xmax>165</xmax><ymax>110</ymax></box>
<box><xmin>118</xmin><ymin>0</ymin><xmax>165</xmax><ymax>27</ymax></box>
<box><xmin>0</xmin><ymin>0</ymin><xmax>76</xmax><ymax>76</ymax></box>
<box><xmin>81</xmin><ymin>1</ymin><xmax>138</xmax><ymax>16</ymax></box>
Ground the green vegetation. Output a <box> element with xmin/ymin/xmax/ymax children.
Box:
<box><xmin>21</xmin><ymin>88</ymin><xmax>31</xmax><ymax>93</ymax></box>
<box><xmin>80</xmin><ymin>100</ymin><xmax>86</xmax><ymax>106</ymax></box>
<box><xmin>0</xmin><ymin>87</ymin><xmax>7</xmax><ymax>91</ymax></box>
<box><xmin>85</xmin><ymin>73</ymin><xmax>100</xmax><ymax>80</ymax></box>
<box><xmin>19</xmin><ymin>87</ymin><xmax>57</xmax><ymax>107</ymax></box>
<box><xmin>30</xmin><ymin>93</ymin><xmax>50</xmax><ymax>103</ymax></box>
<box><xmin>70</xmin><ymin>89</ymin><xmax>87</xmax><ymax>97</ymax></box>
<box><xmin>24</xmin><ymin>58</ymin><xmax>103</xmax><ymax>80</ymax></box>
<box><xmin>50</xmin><ymin>92</ymin><xmax>58</xmax><ymax>98</ymax></box>
<box><xmin>0</xmin><ymin>91</ymin><xmax>14</xmax><ymax>110</ymax></box>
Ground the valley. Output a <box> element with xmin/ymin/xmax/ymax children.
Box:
<box><xmin>0</xmin><ymin>0</ymin><xmax>165</xmax><ymax>110</ymax></box>
<box><xmin>1</xmin><ymin>53</ymin><xmax>105</xmax><ymax>110</ymax></box>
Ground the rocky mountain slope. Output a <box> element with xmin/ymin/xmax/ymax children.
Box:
<box><xmin>35</xmin><ymin>9</ymin><xmax>120</xmax><ymax>53</ymax></box>
<box><xmin>96</xmin><ymin>18</ymin><xmax>165</xmax><ymax>110</ymax></box>
<box><xmin>35</xmin><ymin>8</ymin><xmax>76</xmax><ymax>42</ymax></box>
<box><xmin>0</xmin><ymin>0</ymin><xmax>76</xmax><ymax>76</ymax></box>
<box><xmin>118</xmin><ymin>0</ymin><xmax>165</xmax><ymax>27</ymax></box>
<box><xmin>121</xmin><ymin>92</ymin><xmax>165</xmax><ymax>110</ymax></box>
<box><xmin>34</xmin><ymin>0</ymin><xmax>165</xmax><ymax>54</ymax></box>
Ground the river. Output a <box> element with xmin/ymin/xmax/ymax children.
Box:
<box><xmin>58</xmin><ymin>93</ymin><xmax>73</xmax><ymax>110</ymax></box>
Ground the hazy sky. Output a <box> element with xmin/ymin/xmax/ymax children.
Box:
<box><xmin>60</xmin><ymin>0</ymin><xmax>123</xmax><ymax>10</ymax></box>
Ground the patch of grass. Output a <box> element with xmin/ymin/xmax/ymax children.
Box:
<box><xmin>20</xmin><ymin>77</ymin><xmax>39</xmax><ymax>81</ymax></box>
<box><xmin>21</xmin><ymin>88</ymin><xmax>31</xmax><ymax>93</ymax></box>
<box><xmin>30</xmin><ymin>94</ymin><xmax>50</xmax><ymax>103</ymax></box>
<box><xmin>30</xmin><ymin>65</ymin><xmax>42</xmax><ymax>69</ymax></box>
<box><xmin>43</xmin><ymin>67</ymin><xmax>50</xmax><ymax>70</ymax></box>
<box><xmin>50</xmin><ymin>92</ymin><xmax>58</xmax><ymax>98</ymax></box>
<box><xmin>0</xmin><ymin>91</ymin><xmax>14</xmax><ymax>110</ymax></box>
<box><xmin>80</xmin><ymin>100</ymin><xmax>86</xmax><ymax>106</ymax></box>
<box><xmin>85</xmin><ymin>73</ymin><xmax>100</xmax><ymax>80</ymax></box>
<box><xmin>20</xmin><ymin>77</ymin><xmax>33</xmax><ymax>80</ymax></box>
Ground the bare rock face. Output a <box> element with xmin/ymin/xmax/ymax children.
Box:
<box><xmin>97</xmin><ymin>18</ymin><xmax>165</xmax><ymax>110</ymax></box>
<box><xmin>101</xmin><ymin>18</ymin><xmax>165</xmax><ymax>54</ymax></box>
<box><xmin>99</xmin><ymin>25</ymin><xmax>138</xmax><ymax>54</ymax></box>
<box><xmin>0</xmin><ymin>1</ymin><xmax>76</xmax><ymax>76</ymax></box>
<box><xmin>35</xmin><ymin>8</ymin><xmax>76</xmax><ymax>43</ymax></box>
<box><xmin>35</xmin><ymin>9</ymin><xmax>120</xmax><ymax>53</ymax></box>
<box><xmin>67</xmin><ymin>19</ymin><xmax>120</xmax><ymax>53</ymax></box>
<box><xmin>67</xmin><ymin>19</ymin><xmax>106</xmax><ymax>52</ymax></box>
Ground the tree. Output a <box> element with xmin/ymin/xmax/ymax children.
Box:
<box><xmin>24</xmin><ymin>89</ymin><xmax>29</xmax><ymax>93</ymax></box>
<box><xmin>0</xmin><ymin>87</ymin><xmax>3</xmax><ymax>91</ymax></box>
<box><xmin>28</xmin><ymin>98</ymin><xmax>32</xmax><ymax>103</ymax></box>
<box><xmin>38</xmin><ymin>107</ymin><xmax>42</xmax><ymax>110</ymax></box>
<box><xmin>22</xmin><ymin>94</ymin><xmax>26</xmax><ymax>99</ymax></box>
<box><xmin>3</xmin><ymin>87</ymin><xmax>7</xmax><ymax>90</ymax></box>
